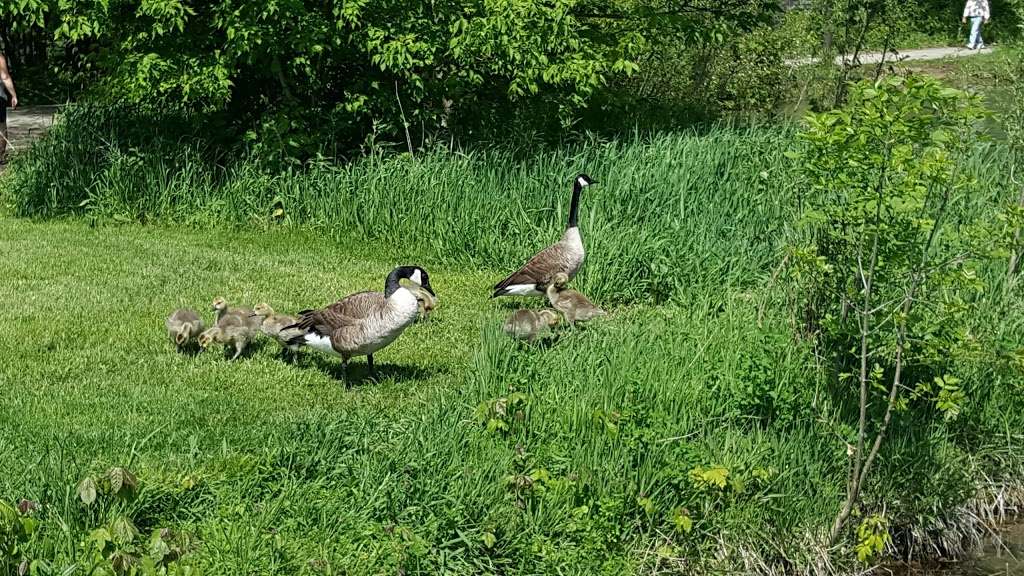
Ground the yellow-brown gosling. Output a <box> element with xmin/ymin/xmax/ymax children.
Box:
<box><xmin>251</xmin><ymin>303</ymin><xmax>303</xmax><ymax>357</ymax></box>
<box><xmin>165</xmin><ymin>308</ymin><xmax>204</xmax><ymax>349</ymax></box>
<box><xmin>413</xmin><ymin>284</ymin><xmax>437</xmax><ymax>321</ymax></box>
<box><xmin>198</xmin><ymin>325</ymin><xmax>255</xmax><ymax>361</ymax></box>
<box><xmin>211</xmin><ymin>296</ymin><xmax>261</xmax><ymax>331</ymax></box>
<box><xmin>503</xmin><ymin>309</ymin><xmax>560</xmax><ymax>342</ymax></box>
<box><xmin>545</xmin><ymin>272</ymin><xmax>606</xmax><ymax>326</ymax></box>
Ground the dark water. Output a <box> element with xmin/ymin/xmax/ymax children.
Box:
<box><xmin>898</xmin><ymin>524</ymin><xmax>1024</xmax><ymax>576</ymax></box>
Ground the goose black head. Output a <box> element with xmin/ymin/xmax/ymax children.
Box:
<box><xmin>386</xmin><ymin>266</ymin><xmax>435</xmax><ymax>298</ymax></box>
<box><xmin>573</xmin><ymin>174</ymin><xmax>596</xmax><ymax>190</ymax></box>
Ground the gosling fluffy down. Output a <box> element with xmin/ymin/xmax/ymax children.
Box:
<box><xmin>545</xmin><ymin>272</ymin><xmax>606</xmax><ymax>325</ymax></box>
<box><xmin>251</xmin><ymin>303</ymin><xmax>303</xmax><ymax>355</ymax></box>
<box><xmin>503</xmin><ymin>309</ymin><xmax>560</xmax><ymax>342</ymax></box>
<box><xmin>166</xmin><ymin>309</ymin><xmax>204</xmax><ymax>349</ymax></box>
<box><xmin>198</xmin><ymin>325</ymin><xmax>256</xmax><ymax>360</ymax></box>
<box><xmin>211</xmin><ymin>297</ymin><xmax>261</xmax><ymax>331</ymax></box>
<box><xmin>410</xmin><ymin>283</ymin><xmax>437</xmax><ymax>321</ymax></box>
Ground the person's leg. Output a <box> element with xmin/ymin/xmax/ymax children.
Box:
<box><xmin>969</xmin><ymin>16</ymin><xmax>983</xmax><ymax>49</ymax></box>
<box><xmin>0</xmin><ymin>101</ymin><xmax>7</xmax><ymax>163</ymax></box>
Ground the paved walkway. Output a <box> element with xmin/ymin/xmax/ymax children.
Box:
<box><xmin>1</xmin><ymin>105</ymin><xmax>60</xmax><ymax>171</ymax></box>
<box><xmin>787</xmin><ymin>46</ymin><xmax>994</xmax><ymax>67</ymax></box>
<box><xmin>4</xmin><ymin>105</ymin><xmax>61</xmax><ymax>151</ymax></box>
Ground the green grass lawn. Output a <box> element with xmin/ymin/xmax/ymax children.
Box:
<box><xmin>0</xmin><ymin>218</ymin><xmax>495</xmax><ymax>459</ymax></box>
<box><xmin>3</xmin><ymin>216</ymin><xmax>1023</xmax><ymax>575</ymax></box>
<box><xmin>0</xmin><ymin>217</ymin><xmax>840</xmax><ymax>574</ymax></box>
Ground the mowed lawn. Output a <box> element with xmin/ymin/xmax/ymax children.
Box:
<box><xmin>0</xmin><ymin>218</ymin><xmax>500</xmax><ymax>464</ymax></box>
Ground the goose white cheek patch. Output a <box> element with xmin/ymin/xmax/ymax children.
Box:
<box><xmin>409</xmin><ymin>269</ymin><xmax>423</xmax><ymax>286</ymax></box>
<box><xmin>577</xmin><ymin>176</ymin><xmax>590</xmax><ymax>187</ymax></box>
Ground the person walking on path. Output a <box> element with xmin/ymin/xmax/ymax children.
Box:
<box><xmin>962</xmin><ymin>0</ymin><xmax>991</xmax><ymax>50</ymax></box>
<box><xmin>0</xmin><ymin>53</ymin><xmax>18</xmax><ymax>163</ymax></box>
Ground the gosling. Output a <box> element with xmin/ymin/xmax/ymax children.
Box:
<box><xmin>198</xmin><ymin>325</ymin><xmax>255</xmax><ymax>361</ymax></box>
<box><xmin>251</xmin><ymin>303</ymin><xmax>303</xmax><ymax>358</ymax></box>
<box><xmin>165</xmin><ymin>308</ymin><xmax>204</xmax><ymax>350</ymax></box>
<box><xmin>546</xmin><ymin>272</ymin><xmax>606</xmax><ymax>326</ymax></box>
<box><xmin>503</xmin><ymin>309</ymin><xmax>560</xmax><ymax>342</ymax></box>
<box><xmin>414</xmin><ymin>285</ymin><xmax>437</xmax><ymax>322</ymax></box>
<box><xmin>211</xmin><ymin>297</ymin><xmax>261</xmax><ymax>331</ymax></box>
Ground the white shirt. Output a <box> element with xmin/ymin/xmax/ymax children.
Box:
<box><xmin>963</xmin><ymin>0</ymin><xmax>990</xmax><ymax>19</ymax></box>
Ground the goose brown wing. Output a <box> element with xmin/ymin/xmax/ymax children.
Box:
<box><xmin>323</xmin><ymin>291</ymin><xmax>384</xmax><ymax>318</ymax></box>
<box><xmin>291</xmin><ymin>291</ymin><xmax>384</xmax><ymax>336</ymax></box>
<box><xmin>493</xmin><ymin>241</ymin><xmax>569</xmax><ymax>293</ymax></box>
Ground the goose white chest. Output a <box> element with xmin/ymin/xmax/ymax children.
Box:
<box><xmin>561</xmin><ymin>227</ymin><xmax>585</xmax><ymax>277</ymax></box>
<box><xmin>354</xmin><ymin>288</ymin><xmax>419</xmax><ymax>355</ymax></box>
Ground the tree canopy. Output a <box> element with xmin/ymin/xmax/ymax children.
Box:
<box><xmin>1</xmin><ymin>0</ymin><xmax>778</xmax><ymax>153</ymax></box>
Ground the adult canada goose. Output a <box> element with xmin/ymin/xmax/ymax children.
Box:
<box><xmin>546</xmin><ymin>272</ymin><xmax>606</xmax><ymax>325</ymax></box>
<box><xmin>285</xmin><ymin>266</ymin><xmax>435</xmax><ymax>377</ymax></box>
<box><xmin>165</xmin><ymin>309</ymin><xmax>204</xmax><ymax>349</ymax></box>
<box><xmin>198</xmin><ymin>324</ymin><xmax>255</xmax><ymax>360</ymax></box>
<box><xmin>492</xmin><ymin>173</ymin><xmax>596</xmax><ymax>298</ymax></box>
<box><xmin>251</xmin><ymin>303</ymin><xmax>303</xmax><ymax>357</ymax></box>
<box><xmin>503</xmin><ymin>309</ymin><xmax>560</xmax><ymax>342</ymax></box>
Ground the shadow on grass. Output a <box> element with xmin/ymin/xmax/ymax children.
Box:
<box><xmin>301</xmin><ymin>355</ymin><xmax>441</xmax><ymax>387</ymax></box>
<box><xmin>174</xmin><ymin>342</ymin><xmax>204</xmax><ymax>357</ymax></box>
<box><xmin>196</xmin><ymin>338</ymin><xmax>270</xmax><ymax>361</ymax></box>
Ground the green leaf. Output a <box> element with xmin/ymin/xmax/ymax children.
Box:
<box><xmin>637</xmin><ymin>496</ymin><xmax>655</xmax><ymax>516</ymax></box>
<box><xmin>111</xmin><ymin>516</ymin><xmax>139</xmax><ymax>546</ymax></box>
<box><xmin>673</xmin><ymin>508</ymin><xmax>693</xmax><ymax>534</ymax></box>
<box><xmin>108</xmin><ymin>467</ymin><xmax>138</xmax><ymax>498</ymax></box>
<box><xmin>77</xmin><ymin>476</ymin><xmax>98</xmax><ymax>506</ymax></box>
<box><xmin>482</xmin><ymin>531</ymin><xmax>496</xmax><ymax>549</ymax></box>
<box><xmin>88</xmin><ymin>527</ymin><xmax>112</xmax><ymax>547</ymax></box>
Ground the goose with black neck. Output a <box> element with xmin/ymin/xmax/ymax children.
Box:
<box><xmin>491</xmin><ymin>173</ymin><xmax>596</xmax><ymax>298</ymax></box>
<box><xmin>285</xmin><ymin>266</ymin><xmax>435</xmax><ymax>378</ymax></box>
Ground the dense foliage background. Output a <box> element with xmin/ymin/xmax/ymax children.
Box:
<box><xmin>3</xmin><ymin>0</ymin><xmax>1019</xmax><ymax>158</ymax></box>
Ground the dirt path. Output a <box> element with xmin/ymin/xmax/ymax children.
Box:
<box><xmin>787</xmin><ymin>46</ymin><xmax>995</xmax><ymax>67</ymax></box>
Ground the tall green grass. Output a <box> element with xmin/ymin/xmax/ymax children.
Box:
<box><xmin>3</xmin><ymin>106</ymin><xmax>1016</xmax><ymax>305</ymax></box>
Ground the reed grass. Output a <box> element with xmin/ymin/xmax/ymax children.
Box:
<box><xmin>5</xmin><ymin>107</ymin><xmax>1014</xmax><ymax>307</ymax></box>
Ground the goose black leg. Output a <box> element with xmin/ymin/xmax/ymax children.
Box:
<box><xmin>338</xmin><ymin>359</ymin><xmax>350</xmax><ymax>385</ymax></box>
<box><xmin>367</xmin><ymin>354</ymin><xmax>376</xmax><ymax>378</ymax></box>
